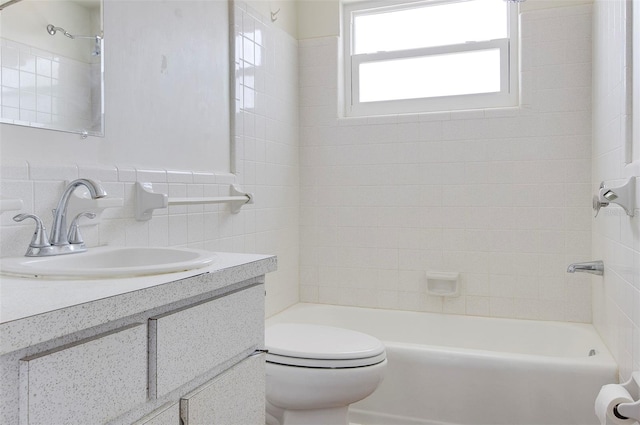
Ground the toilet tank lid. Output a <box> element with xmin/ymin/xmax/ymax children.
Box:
<box><xmin>265</xmin><ymin>323</ymin><xmax>386</xmax><ymax>360</ymax></box>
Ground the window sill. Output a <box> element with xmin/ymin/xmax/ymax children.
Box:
<box><xmin>336</xmin><ymin>104</ymin><xmax>528</xmax><ymax>126</ymax></box>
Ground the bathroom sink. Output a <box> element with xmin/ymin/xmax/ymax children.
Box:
<box><xmin>0</xmin><ymin>246</ymin><xmax>217</xmax><ymax>279</ymax></box>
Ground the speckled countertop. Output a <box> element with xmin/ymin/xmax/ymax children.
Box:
<box><xmin>0</xmin><ymin>252</ymin><xmax>277</xmax><ymax>354</ymax></box>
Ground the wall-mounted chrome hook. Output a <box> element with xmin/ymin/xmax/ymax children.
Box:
<box><xmin>593</xmin><ymin>177</ymin><xmax>636</xmax><ymax>217</ymax></box>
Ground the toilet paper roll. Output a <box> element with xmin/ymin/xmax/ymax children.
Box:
<box><xmin>595</xmin><ymin>384</ymin><xmax>636</xmax><ymax>425</ymax></box>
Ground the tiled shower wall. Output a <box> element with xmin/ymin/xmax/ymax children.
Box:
<box><xmin>0</xmin><ymin>1</ymin><xmax>299</xmax><ymax>317</ymax></box>
<box><xmin>299</xmin><ymin>4</ymin><xmax>594</xmax><ymax>322</ymax></box>
<box><xmin>592</xmin><ymin>0</ymin><xmax>639</xmax><ymax>380</ymax></box>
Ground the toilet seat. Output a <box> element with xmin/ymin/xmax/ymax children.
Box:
<box><xmin>265</xmin><ymin>323</ymin><xmax>386</xmax><ymax>368</ymax></box>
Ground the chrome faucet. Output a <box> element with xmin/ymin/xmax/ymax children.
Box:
<box><xmin>567</xmin><ymin>260</ymin><xmax>604</xmax><ymax>276</ymax></box>
<box><xmin>49</xmin><ymin>179</ymin><xmax>107</xmax><ymax>246</ymax></box>
<box><xmin>13</xmin><ymin>179</ymin><xmax>106</xmax><ymax>256</ymax></box>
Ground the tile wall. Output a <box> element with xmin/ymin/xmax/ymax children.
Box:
<box><xmin>299</xmin><ymin>4</ymin><xmax>595</xmax><ymax>322</ymax></box>
<box><xmin>233</xmin><ymin>0</ymin><xmax>300</xmax><ymax>315</ymax></box>
<box><xmin>0</xmin><ymin>1</ymin><xmax>299</xmax><ymax>317</ymax></box>
<box><xmin>592</xmin><ymin>0</ymin><xmax>640</xmax><ymax>380</ymax></box>
<box><xmin>0</xmin><ymin>39</ymin><xmax>97</xmax><ymax>132</ymax></box>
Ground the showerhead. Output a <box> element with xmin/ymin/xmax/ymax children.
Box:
<box><xmin>47</xmin><ymin>24</ymin><xmax>73</xmax><ymax>38</ymax></box>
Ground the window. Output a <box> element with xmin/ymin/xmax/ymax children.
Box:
<box><xmin>343</xmin><ymin>0</ymin><xmax>519</xmax><ymax>116</ymax></box>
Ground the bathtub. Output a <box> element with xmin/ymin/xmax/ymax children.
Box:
<box><xmin>266</xmin><ymin>303</ymin><xmax>618</xmax><ymax>425</ymax></box>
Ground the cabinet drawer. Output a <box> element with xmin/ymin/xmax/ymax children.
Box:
<box><xmin>180</xmin><ymin>353</ymin><xmax>265</xmax><ymax>425</ymax></box>
<box><xmin>19</xmin><ymin>323</ymin><xmax>147</xmax><ymax>425</ymax></box>
<box><xmin>133</xmin><ymin>402</ymin><xmax>180</xmax><ymax>425</ymax></box>
<box><xmin>149</xmin><ymin>284</ymin><xmax>264</xmax><ymax>398</ymax></box>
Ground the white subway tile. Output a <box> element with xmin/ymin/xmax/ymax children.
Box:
<box><xmin>125</xmin><ymin>221</ymin><xmax>150</xmax><ymax>246</ymax></box>
<box><xmin>0</xmin><ymin>180</ymin><xmax>32</xmax><ymax>227</ymax></box>
<box><xmin>0</xmin><ymin>159</ymin><xmax>29</xmax><ymax>180</ymax></box>
<box><xmin>490</xmin><ymin>297</ymin><xmax>515</xmax><ymax>318</ymax></box>
<box><xmin>167</xmin><ymin>214</ymin><xmax>188</xmax><ymax>246</ymax></box>
<box><xmin>465</xmin><ymin>296</ymin><xmax>490</xmax><ymax>316</ymax></box>
<box><xmin>513</xmin><ymin>298</ymin><xmax>540</xmax><ymax>320</ymax></box>
<box><xmin>28</xmin><ymin>162</ymin><xmax>78</xmax><ymax>181</ymax></box>
<box><xmin>136</xmin><ymin>168</ymin><xmax>166</xmax><ymax>183</ymax></box>
<box><xmin>77</xmin><ymin>164</ymin><xmax>118</xmax><ymax>182</ymax></box>
<box><xmin>166</xmin><ymin>170</ymin><xmax>193</xmax><ymax>184</ymax></box>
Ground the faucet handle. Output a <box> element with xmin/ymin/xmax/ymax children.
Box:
<box><xmin>67</xmin><ymin>212</ymin><xmax>96</xmax><ymax>245</ymax></box>
<box><xmin>13</xmin><ymin>214</ymin><xmax>51</xmax><ymax>248</ymax></box>
<box><xmin>595</xmin><ymin>178</ymin><xmax>636</xmax><ymax>217</ymax></box>
<box><xmin>593</xmin><ymin>194</ymin><xmax>608</xmax><ymax>217</ymax></box>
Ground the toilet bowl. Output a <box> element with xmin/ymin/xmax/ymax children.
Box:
<box><xmin>265</xmin><ymin>323</ymin><xmax>387</xmax><ymax>425</ymax></box>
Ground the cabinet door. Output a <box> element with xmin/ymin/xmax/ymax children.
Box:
<box><xmin>19</xmin><ymin>323</ymin><xmax>147</xmax><ymax>425</ymax></box>
<box><xmin>149</xmin><ymin>284</ymin><xmax>264</xmax><ymax>398</ymax></box>
<box><xmin>180</xmin><ymin>353</ymin><xmax>265</xmax><ymax>425</ymax></box>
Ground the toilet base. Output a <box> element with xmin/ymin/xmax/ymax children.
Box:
<box><xmin>267</xmin><ymin>401</ymin><xmax>349</xmax><ymax>425</ymax></box>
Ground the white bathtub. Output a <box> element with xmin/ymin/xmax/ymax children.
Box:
<box><xmin>266</xmin><ymin>303</ymin><xmax>618</xmax><ymax>425</ymax></box>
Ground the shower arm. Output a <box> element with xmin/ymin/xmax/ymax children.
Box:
<box><xmin>46</xmin><ymin>24</ymin><xmax>102</xmax><ymax>41</ymax></box>
<box><xmin>0</xmin><ymin>0</ymin><xmax>23</xmax><ymax>11</ymax></box>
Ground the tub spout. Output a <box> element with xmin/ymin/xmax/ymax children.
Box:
<box><xmin>567</xmin><ymin>260</ymin><xmax>604</xmax><ymax>276</ymax></box>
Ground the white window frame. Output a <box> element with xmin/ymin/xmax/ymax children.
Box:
<box><xmin>343</xmin><ymin>0</ymin><xmax>519</xmax><ymax>116</ymax></box>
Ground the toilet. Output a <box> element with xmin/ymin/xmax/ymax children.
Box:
<box><xmin>265</xmin><ymin>323</ymin><xmax>387</xmax><ymax>425</ymax></box>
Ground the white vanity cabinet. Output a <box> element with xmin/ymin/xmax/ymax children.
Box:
<box><xmin>0</xmin><ymin>253</ymin><xmax>276</xmax><ymax>425</ymax></box>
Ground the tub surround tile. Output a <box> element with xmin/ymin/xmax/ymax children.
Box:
<box><xmin>298</xmin><ymin>4</ymin><xmax>594</xmax><ymax>323</ymax></box>
<box><xmin>592</xmin><ymin>0</ymin><xmax>639</xmax><ymax>378</ymax></box>
<box><xmin>465</xmin><ymin>296</ymin><xmax>490</xmax><ymax>317</ymax></box>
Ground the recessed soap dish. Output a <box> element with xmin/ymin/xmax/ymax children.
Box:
<box><xmin>426</xmin><ymin>271</ymin><xmax>460</xmax><ymax>297</ymax></box>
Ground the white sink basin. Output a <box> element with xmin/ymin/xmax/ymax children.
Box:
<box><xmin>0</xmin><ymin>246</ymin><xmax>217</xmax><ymax>279</ymax></box>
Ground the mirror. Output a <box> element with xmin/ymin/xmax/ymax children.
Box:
<box><xmin>0</xmin><ymin>0</ymin><xmax>103</xmax><ymax>137</ymax></box>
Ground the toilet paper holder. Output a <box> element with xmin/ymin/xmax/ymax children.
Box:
<box><xmin>614</xmin><ymin>372</ymin><xmax>640</xmax><ymax>422</ymax></box>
